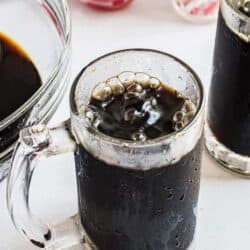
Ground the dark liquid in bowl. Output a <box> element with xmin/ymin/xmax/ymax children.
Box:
<box><xmin>75</xmin><ymin>75</ymin><xmax>201</xmax><ymax>249</ymax></box>
<box><xmin>208</xmin><ymin>12</ymin><xmax>250</xmax><ymax>156</ymax></box>
<box><xmin>0</xmin><ymin>33</ymin><xmax>41</xmax><ymax>152</ymax></box>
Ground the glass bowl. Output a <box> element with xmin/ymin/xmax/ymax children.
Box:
<box><xmin>0</xmin><ymin>0</ymin><xmax>71</xmax><ymax>181</ymax></box>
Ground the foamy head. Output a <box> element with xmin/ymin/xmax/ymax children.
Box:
<box><xmin>85</xmin><ymin>72</ymin><xmax>197</xmax><ymax>142</ymax></box>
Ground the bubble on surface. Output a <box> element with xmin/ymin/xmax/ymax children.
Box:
<box><xmin>107</xmin><ymin>77</ymin><xmax>125</xmax><ymax>96</ymax></box>
<box><xmin>86</xmin><ymin>71</ymin><xmax>197</xmax><ymax>144</ymax></box>
<box><xmin>174</xmin><ymin>121</ymin><xmax>184</xmax><ymax>131</ymax></box>
<box><xmin>135</xmin><ymin>72</ymin><xmax>150</xmax><ymax>87</ymax></box>
<box><xmin>149</xmin><ymin>77</ymin><xmax>161</xmax><ymax>89</ymax></box>
<box><xmin>172</xmin><ymin>99</ymin><xmax>197</xmax><ymax>130</ymax></box>
<box><xmin>118</xmin><ymin>71</ymin><xmax>135</xmax><ymax>87</ymax></box>
<box><xmin>173</xmin><ymin>111</ymin><xmax>185</xmax><ymax>122</ymax></box>
<box><xmin>131</xmin><ymin>131</ymin><xmax>147</xmax><ymax>141</ymax></box>
<box><xmin>127</xmin><ymin>83</ymin><xmax>143</xmax><ymax>94</ymax></box>
<box><xmin>182</xmin><ymin>100</ymin><xmax>196</xmax><ymax>113</ymax></box>
<box><xmin>92</xmin><ymin>82</ymin><xmax>112</xmax><ymax>101</ymax></box>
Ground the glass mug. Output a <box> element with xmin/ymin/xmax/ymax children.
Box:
<box><xmin>7</xmin><ymin>49</ymin><xmax>205</xmax><ymax>250</ymax></box>
<box><xmin>205</xmin><ymin>0</ymin><xmax>250</xmax><ymax>176</ymax></box>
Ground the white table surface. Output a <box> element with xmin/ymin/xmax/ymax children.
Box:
<box><xmin>1</xmin><ymin>0</ymin><xmax>250</xmax><ymax>249</ymax></box>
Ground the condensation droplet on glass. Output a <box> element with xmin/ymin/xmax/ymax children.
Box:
<box><xmin>167</xmin><ymin>193</ymin><xmax>173</xmax><ymax>199</ymax></box>
<box><xmin>179</xmin><ymin>194</ymin><xmax>185</xmax><ymax>201</ymax></box>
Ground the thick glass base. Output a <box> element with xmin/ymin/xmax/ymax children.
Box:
<box><xmin>205</xmin><ymin>124</ymin><xmax>250</xmax><ymax>176</ymax></box>
<box><xmin>47</xmin><ymin>214</ymin><xmax>196</xmax><ymax>250</ymax></box>
<box><xmin>55</xmin><ymin>237</ymin><xmax>195</xmax><ymax>250</ymax></box>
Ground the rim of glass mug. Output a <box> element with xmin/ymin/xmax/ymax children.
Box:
<box><xmin>70</xmin><ymin>49</ymin><xmax>205</xmax><ymax>169</ymax></box>
<box><xmin>0</xmin><ymin>0</ymin><xmax>71</xmax><ymax>131</ymax></box>
<box><xmin>222</xmin><ymin>0</ymin><xmax>250</xmax><ymax>42</ymax></box>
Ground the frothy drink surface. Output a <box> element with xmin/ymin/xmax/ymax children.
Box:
<box><xmin>86</xmin><ymin>72</ymin><xmax>196</xmax><ymax>141</ymax></box>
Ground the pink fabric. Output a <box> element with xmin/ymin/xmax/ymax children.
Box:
<box><xmin>181</xmin><ymin>0</ymin><xmax>219</xmax><ymax>16</ymax></box>
<box><xmin>80</xmin><ymin>0</ymin><xmax>132</xmax><ymax>9</ymax></box>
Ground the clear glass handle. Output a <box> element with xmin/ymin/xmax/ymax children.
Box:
<box><xmin>6</xmin><ymin>121</ymin><xmax>87</xmax><ymax>249</ymax></box>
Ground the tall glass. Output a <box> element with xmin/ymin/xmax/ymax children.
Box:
<box><xmin>205</xmin><ymin>0</ymin><xmax>250</xmax><ymax>176</ymax></box>
<box><xmin>7</xmin><ymin>49</ymin><xmax>205</xmax><ymax>249</ymax></box>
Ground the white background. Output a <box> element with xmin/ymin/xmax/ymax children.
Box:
<box><xmin>1</xmin><ymin>0</ymin><xmax>250</xmax><ymax>249</ymax></box>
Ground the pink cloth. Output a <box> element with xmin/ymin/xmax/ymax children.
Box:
<box><xmin>177</xmin><ymin>0</ymin><xmax>219</xmax><ymax>16</ymax></box>
<box><xmin>80</xmin><ymin>0</ymin><xmax>132</xmax><ymax>9</ymax></box>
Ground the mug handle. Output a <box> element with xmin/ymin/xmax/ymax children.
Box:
<box><xmin>6</xmin><ymin>121</ymin><xmax>89</xmax><ymax>249</ymax></box>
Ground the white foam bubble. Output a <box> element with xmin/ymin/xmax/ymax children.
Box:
<box><xmin>107</xmin><ymin>77</ymin><xmax>125</xmax><ymax>96</ymax></box>
<box><xmin>174</xmin><ymin>121</ymin><xmax>184</xmax><ymax>131</ymax></box>
<box><xmin>173</xmin><ymin>111</ymin><xmax>185</xmax><ymax>122</ymax></box>
<box><xmin>135</xmin><ymin>72</ymin><xmax>150</xmax><ymax>87</ymax></box>
<box><xmin>149</xmin><ymin>77</ymin><xmax>161</xmax><ymax>89</ymax></box>
<box><xmin>118</xmin><ymin>71</ymin><xmax>136</xmax><ymax>87</ymax></box>
<box><xmin>92</xmin><ymin>82</ymin><xmax>112</xmax><ymax>101</ymax></box>
<box><xmin>127</xmin><ymin>83</ymin><xmax>143</xmax><ymax>94</ymax></box>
